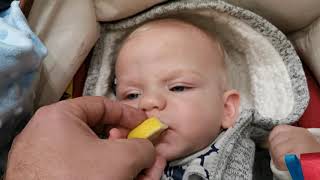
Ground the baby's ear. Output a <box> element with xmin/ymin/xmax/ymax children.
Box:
<box><xmin>222</xmin><ymin>90</ymin><xmax>240</xmax><ymax>129</ymax></box>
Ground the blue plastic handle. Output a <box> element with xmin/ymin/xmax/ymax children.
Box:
<box><xmin>285</xmin><ymin>154</ymin><xmax>304</xmax><ymax>180</ymax></box>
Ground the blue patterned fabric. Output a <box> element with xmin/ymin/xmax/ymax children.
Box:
<box><xmin>0</xmin><ymin>0</ymin><xmax>47</xmax><ymax>175</ymax></box>
<box><xmin>163</xmin><ymin>143</ymin><xmax>220</xmax><ymax>180</ymax></box>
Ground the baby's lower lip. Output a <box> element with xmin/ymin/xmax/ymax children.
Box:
<box><xmin>160</xmin><ymin>128</ymin><xmax>168</xmax><ymax>136</ymax></box>
<box><xmin>155</xmin><ymin>128</ymin><xmax>171</xmax><ymax>142</ymax></box>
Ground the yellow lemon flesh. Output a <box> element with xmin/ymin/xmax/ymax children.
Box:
<box><xmin>127</xmin><ymin>117</ymin><xmax>168</xmax><ymax>140</ymax></box>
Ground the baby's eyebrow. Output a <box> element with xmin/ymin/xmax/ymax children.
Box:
<box><xmin>162</xmin><ymin>69</ymin><xmax>203</xmax><ymax>81</ymax></box>
<box><xmin>115</xmin><ymin>78</ymin><xmax>142</xmax><ymax>89</ymax></box>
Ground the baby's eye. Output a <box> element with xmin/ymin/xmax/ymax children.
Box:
<box><xmin>170</xmin><ymin>85</ymin><xmax>191</xmax><ymax>92</ymax></box>
<box><xmin>125</xmin><ymin>93</ymin><xmax>140</xmax><ymax>100</ymax></box>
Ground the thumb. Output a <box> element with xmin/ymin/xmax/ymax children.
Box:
<box><xmin>99</xmin><ymin>138</ymin><xmax>156</xmax><ymax>179</ymax></box>
<box><xmin>137</xmin><ymin>155</ymin><xmax>167</xmax><ymax>180</ymax></box>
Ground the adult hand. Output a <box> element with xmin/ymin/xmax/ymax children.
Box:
<box><xmin>269</xmin><ymin>125</ymin><xmax>320</xmax><ymax>170</ymax></box>
<box><xmin>136</xmin><ymin>155</ymin><xmax>167</xmax><ymax>180</ymax></box>
<box><xmin>5</xmin><ymin>96</ymin><xmax>155</xmax><ymax>180</ymax></box>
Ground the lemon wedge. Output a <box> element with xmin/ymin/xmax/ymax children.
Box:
<box><xmin>127</xmin><ymin>117</ymin><xmax>168</xmax><ymax>140</ymax></box>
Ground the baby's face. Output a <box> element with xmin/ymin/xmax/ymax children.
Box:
<box><xmin>115</xmin><ymin>20</ymin><xmax>228</xmax><ymax>161</ymax></box>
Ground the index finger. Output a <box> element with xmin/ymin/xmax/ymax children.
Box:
<box><xmin>56</xmin><ymin>96</ymin><xmax>147</xmax><ymax>129</ymax></box>
<box><xmin>268</xmin><ymin>125</ymin><xmax>292</xmax><ymax>144</ymax></box>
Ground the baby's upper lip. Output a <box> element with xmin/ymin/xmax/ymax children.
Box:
<box><xmin>146</xmin><ymin>112</ymin><xmax>161</xmax><ymax>119</ymax></box>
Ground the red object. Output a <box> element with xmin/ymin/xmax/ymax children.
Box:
<box><xmin>300</xmin><ymin>153</ymin><xmax>320</xmax><ymax>180</ymax></box>
<box><xmin>298</xmin><ymin>67</ymin><xmax>320</xmax><ymax>128</ymax></box>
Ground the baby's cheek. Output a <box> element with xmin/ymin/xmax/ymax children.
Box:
<box><xmin>165</xmin><ymin>102</ymin><xmax>220</xmax><ymax>155</ymax></box>
<box><xmin>183</xmin><ymin>118</ymin><xmax>220</xmax><ymax>149</ymax></box>
<box><xmin>178</xmin><ymin>124</ymin><xmax>215</xmax><ymax>152</ymax></box>
<box><xmin>192</xmin><ymin>130</ymin><xmax>215</xmax><ymax>149</ymax></box>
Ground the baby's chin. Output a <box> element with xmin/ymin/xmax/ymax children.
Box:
<box><xmin>155</xmin><ymin>142</ymin><xmax>196</xmax><ymax>162</ymax></box>
<box><xmin>156</xmin><ymin>144</ymin><xmax>181</xmax><ymax>161</ymax></box>
<box><xmin>154</xmin><ymin>130</ymin><xmax>209</xmax><ymax>161</ymax></box>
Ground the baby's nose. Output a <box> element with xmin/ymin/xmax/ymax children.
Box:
<box><xmin>139</xmin><ymin>93</ymin><xmax>166</xmax><ymax>112</ymax></box>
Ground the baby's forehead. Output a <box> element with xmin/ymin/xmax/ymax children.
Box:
<box><xmin>116</xmin><ymin>18</ymin><xmax>226</xmax><ymax>76</ymax></box>
<box><xmin>125</xmin><ymin>19</ymin><xmax>217</xmax><ymax>43</ymax></box>
<box><xmin>128</xmin><ymin>19</ymin><xmax>200</xmax><ymax>37</ymax></box>
<box><xmin>120</xmin><ymin>18</ymin><xmax>224</xmax><ymax>57</ymax></box>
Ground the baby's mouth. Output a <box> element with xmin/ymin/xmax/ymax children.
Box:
<box><xmin>159</xmin><ymin>127</ymin><xmax>169</xmax><ymax>137</ymax></box>
<box><xmin>152</xmin><ymin>127</ymin><xmax>170</xmax><ymax>144</ymax></box>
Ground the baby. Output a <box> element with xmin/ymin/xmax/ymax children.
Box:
<box><xmin>112</xmin><ymin>18</ymin><xmax>240</xmax><ymax>179</ymax></box>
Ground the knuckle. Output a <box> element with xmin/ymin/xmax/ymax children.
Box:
<box><xmin>32</xmin><ymin>104</ymin><xmax>66</xmax><ymax>126</ymax></box>
<box><xmin>273</xmin><ymin>124</ymin><xmax>289</xmax><ymax>132</ymax></box>
<box><xmin>35</xmin><ymin>103</ymin><xmax>63</xmax><ymax>117</ymax></box>
<box><xmin>34</xmin><ymin>105</ymin><xmax>52</xmax><ymax>117</ymax></box>
<box><xmin>32</xmin><ymin>106</ymin><xmax>56</xmax><ymax>124</ymax></box>
<box><xmin>269</xmin><ymin>124</ymin><xmax>292</xmax><ymax>141</ymax></box>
